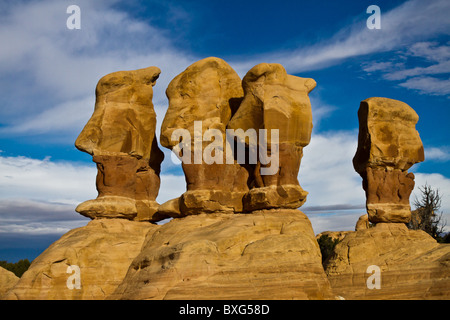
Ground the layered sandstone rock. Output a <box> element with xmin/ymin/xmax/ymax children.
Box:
<box><xmin>227</xmin><ymin>63</ymin><xmax>316</xmax><ymax>211</ymax></box>
<box><xmin>0</xmin><ymin>267</ymin><xmax>19</xmax><ymax>298</ymax></box>
<box><xmin>110</xmin><ymin>209</ymin><xmax>335</xmax><ymax>300</ymax></box>
<box><xmin>353</xmin><ymin>97</ymin><xmax>424</xmax><ymax>223</ymax></box>
<box><xmin>325</xmin><ymin>223</ymin><xmax>450</xmax><ymax>300</ymax></box>
<box><xmin>355</xmin><ymin>214</ymin><xmax>370</xmax><ymax>231</ymax></box>
<box><xmin>75</xmin><ymin>66</ymin><xmax>164</xmax><ymax>222</ymax></box>
<box><xmin>3</xmin><ymin>219</ymin><xmax>156</xmax><ymax>300</ymax></box>
<box><xmin>160</xmin><ymin>57</ymin><xmax>249</xmax><ymax>216</ymax></box>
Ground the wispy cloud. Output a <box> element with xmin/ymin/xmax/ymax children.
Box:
<box><xmin>362</xmin><ymin>41</ymin><xmax>450</xmax><ymax>96</ymax></box>
<box><xmin>231</xmin><ymin>0</ymin><xmax>450</xmax><ymax>76</ymax></box>
<box><xmin>0</xmin><ymin>0</ymin><xmax>194</xmax><ymax>139</ymax></box>
<box><xmin>399</xmin><ymin>76</ymin><xmax>450</xmax><ymax>96</ymax></box>
<box><xmin>425</xmin><ymin>147</ymin><xmax>450</xmax><ymax>162</ymax></box>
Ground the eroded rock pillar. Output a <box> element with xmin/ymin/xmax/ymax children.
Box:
<box><xmin>353</xmin><ymin>97</ymin><xmax>424</xmax><ymax>224</ymax></box>
<box><xmin>227</xmin><ymin>63</ymin><xmax>316</xmax><ymax>211</ymax></box>
<box><xmin>160</xmin><ymin>57</ymin><xmax>249</xmax><ymax>216</ymax></box>
<box><xmin>75</xmin><ymin>66</ymin><xmax>164</xmax><ymax>222</ymax></box>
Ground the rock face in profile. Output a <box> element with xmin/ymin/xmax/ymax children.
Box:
<box><xmin>75</xmin><ymin>67</ymin><xmax>164</xmax><ymax>222</ymax></box>
<box><xmin>325</xmin><ymin>223</ymin><xmax>450</xmax><ymax>300</ymax></box>
<box><xmin>353</xmin><ymin>97</ymin><xmax>424</xmax><ymax>224</ymax></box>
<box><xmin>160</xmin><ymin>57</ymin><xmax>249</xmax><ymax>216</ymax></box>
<box><xmin>3</xmin><ymin>219</ymin><xmax>156</xmax><ymax>300</ymax></box>
<box><xmin>110</xmin><ymin>210</ymin><xmax>335</xmax><ymax>300</ymax></box>
<box><xmin>227</xmin><ymin>63</ymin><xmax>316</xmax><ymax>211</ymax></box>
<box><xmin>0</xmin><ymin>267</ymin><xmax>19</xmax><ymax>298</ymax></box>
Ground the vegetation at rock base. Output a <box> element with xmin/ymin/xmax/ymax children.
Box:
<box><xmin>317</xmin><ymin>234</ymin><xmax>340</xmax><ymax>264</ymax></box>
<box><xmin>0</xmin><ymin>259</ymin><xmax>31</xmax><ymax>277</ymax></box>
<box><xmin>408</xmin><ymin>183</ymin><xmax>448</xmax><ymax>242</ymax></box>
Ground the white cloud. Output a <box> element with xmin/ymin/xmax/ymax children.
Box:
<box><xmin>0</xmin><ymin>0</ymin><xmax>194</xmax><ymax>138</ymax></box>
<box><xmin>398</xmin><ymin>76</ymin><xmax>450</xmax><ymax>96</ymax></box>
<box><xmin>157</xmin><ymin>173</ymin><xmax>186</xmax><ymax>204</ymax></box>
<box><xmin>425</xmin><ymin>147</ymin><xmax>450</xmax><ymax>162</ymax></box>
<box><xmin>1</xmin><ymin>96</ymin><xmax>94</xmax><ymax>137</ymax></box>
<box><xmin>0</xmin><ymin>155</ymin><xmax>97</xmax><ymax>204</ymax></box>
<box><xmin>362</xmin><ymin>61</ymin><xmax>395</xmax><ymax>73</ymax></box>
<box><xmin>362</xmin><ymin>42</ymin><xmax>450</xmax><ymax>96</ymax></box>
<box><xmin>301</xmin><ymin>131</ymin><xmax>364</xmax><ymax>209</ymax></box>
<box><xmin>308</xmin><ymin>95</ymin><xmax>337</xmax><ymax>131</ymax></box>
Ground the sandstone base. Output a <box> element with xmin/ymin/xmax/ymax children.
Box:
<box><xmin>76</xmin><ymin>196</ymin><xmax>160</xmax><ymax>222</ymax></box>
<box><xmin>110</xmin><ymin>209</ymin><xmax>335</xmax><ymax>300</ymax></box>
<box><xmin>325</xmin><ymin>223</ymin><xmax>450</xmax><ymax>300</ymax></box>
<box><xmin>180</xmin><ymin>190</ymin><xmax>247</xmax><ymax>215</ymax></box>
<box><xmin>3</xmin><ymin>219</ymin><xmax>156</xmax><ymax>300</ymax></box>
<box><xmin>243</xmin><ymin>185</ymin><xmax>308</xmax><ymax>211</ymax></box>
<box><xmin>0</xmin><ymin>267</ymin><xmax>19</xmax><ymax>298</ymax></box>
<box><xmin>367</xmin><ymin>203</ymin><xmax>411</xmax><ymax>223</ymax></box>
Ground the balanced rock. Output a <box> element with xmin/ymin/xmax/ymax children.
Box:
<box><xmin>160</xmin><ymin>57</ymin><xmax>249</xmax><ymax>216</ymax></box>
<box><xmin>325</xmin><ymin>223</ymin><xmax>450</xmax><ymax>299</ymax></box>
<box><xmin>75</xmin><ymin>66</ymin><xmax>164</xmax><ymax>222</ymax></box>
<box><xmin>110</xmin><ymin>209</ymin><xmax>335</xmax><ymax>300</ymax></box>
<box><xmin>227</xmin><ymin>63</ymin><xmax>316</xmax><ymax>211</ymax></box>
<box><xmin>0</xmin><ymin>267</ymin><xmax>19</xmax><ymax>298</ymax></box>
<box><xmin>353</xmin><ymin>97</ymin><xmax>424</xmax><ymax>223</ymax></box>
<box><xmin>3</xmin><ymin>219</ymin><xmax>156</xmax><ymax>300</ymax></box>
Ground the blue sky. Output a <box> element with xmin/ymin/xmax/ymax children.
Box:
<box><xmin>0</xmin><ymin>0</ymin><xmax>449</xmax><ymax>262</ymax></box>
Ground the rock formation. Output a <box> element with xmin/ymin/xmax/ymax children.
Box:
<box><xmin>355</xmin><ymin>214</ymin><xmax>370</xmax><ymax>231</ymax></box>
<box><xmin>110</xmin><ymin>210</ymin><xmax>335</xmax><ymax>300</ymax></box>
<box><xmin>4</xmin><ymin>59</ymin><xmax>449</xmax><ymax>301</ymax></box>
<box><xmin>160</xmin><ymin>57</ymin><xmax>249</xmax><ymax>216</ymax></box>
<box><xmin>3</xmin><ymin>219</ymin><xmax>156</xmax><ymax>300</ymax></box>
<box><xmin>75</xmin><ymin>66</ymin><xmax>164</xmax><ymax>222</ymax></box>
<box><xmin>227</xmin><ymin>63</ymin><xmax>316</xmax><ymax>211</ymax></box>
<box><xmin>315</xmin><ymin>231</ymin><xmax>352</xmax><ymax>243</ymax></box>
<box><xmin>0</xmin><ymin>267</ymin><xmax>19</xmax><ymax>298</ymax></box>
<box><xmin>353</xmin><ymin>97</ymin><xmax>424</xmax><ymax>224</ymax></box>
<box><xmin>325</xmin><ymin>223</ymin><xmax>450</xmax><ymax>300</ymax></box>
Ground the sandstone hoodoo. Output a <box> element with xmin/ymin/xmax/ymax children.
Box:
<box><xmin>322</xmin><ymin>97</ymin><xmax>449</xmax><ymax>300</ymax></box>
<box><xmin>160</xmin><ymin>57</ymin><xmax>249</xmax><ymax>216</ymax></box>
<box><xmin>353</xmin><ymin>97</ymin><xmax>425</xmax><ymax>224</ymax></box>
<box><xmin>75</xmin><ymin>66</ymin><xmax>164</xmax><ymax>222</ymax></box>
<box><xmin>228</xmin><ymin>63</ymin><xmax>316</xmax><ymax>212</ymax></box>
